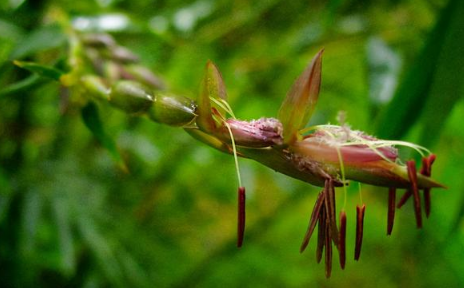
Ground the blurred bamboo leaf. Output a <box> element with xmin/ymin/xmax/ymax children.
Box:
<box><xmin>81</xmin><ymin>102</ymin><xmax>127</xmax><ymax>171</ymax></box>
<box><xmin>418</xmin><ymin>0</ymin><xmax>464</xmax><ymax>146</ymax></box>
<box><xmin>0</xmin><ymin>40</ymin><xmax>13</xmax><ymax>66</ymax></box>
<box><xmin>14</xmin><ymin>60</ymin><xmax>64</xmax><ymax>81</ymax></box>
<box><xmin>450</xmin><ymin>191</ymin><xmax>464</xmax><ymax>234</ymax></box>
<box><xmin>0</xmin><ymin>170</ymin><xmax>12</xmax><ymax>224</ymax></box>
<box><xmin>197</xmin><ymin>0</ymin><xmax>280</xmax><ymax>41</ymax></box>
<box><xmin>0</xmin><ymin>19</ymin><xmax>25</xmax><ymax>42</ymax></box>
<box><xmin>52</xmin><ymin>196</ymin><xmax>76</xmax><ymax>276</ymax></box>
<box><xmin>11</xmin><ymin>25</ymin><xmax>66</xmax><ymax>59</ymax></box>
<box><xmin>77</xmin><ymin>214</ymin><xmax>124</xmax><ymax>287</ymax></box>
<box><xmin>116</xmin><ymin>248</ymin><xmax>149</xmax><ymax>287</ymax></box>
<box><xmin>0</xmin><ymin>75</ymin><xmax>46</xmax><ymax>98</ymax></box>
<box><xmin>376</xmin><ymin>0</ymin><xmax>460</xmax><ymax>140</ymax></box>
<box><xmin>21</xmin><ymin>190</ymin><xmax>43</xmax><ymax>256</ymax></box>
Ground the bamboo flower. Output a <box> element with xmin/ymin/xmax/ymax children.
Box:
<box><xmin>179</xmin><ymin>50</ymin><xmax>445</xmax><ymax>277</ymax></box>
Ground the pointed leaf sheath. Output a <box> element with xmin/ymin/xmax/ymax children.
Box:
<box><xmin>387</xmin><ymin>188</ymin><xmax>396</xmax><ymax>235</ymax></box>
<box><xmin>237</xmin><ymin>187</ymin><xmax>246</xmax><ymax>248</ymax></box>
<box><xmin>407</xmin><ymin>161</ymin><xmax>422</xmax><ymax>228</ymax></box>
<box><xmin>339</xmin><ymin>210</ymin><xmax>347</xmax><ymax>269</ymax></box>
<box><xmin>197</xmin><ymin>61</ymin><xmax>228</xmax><ymax>133</ymax></box>
<box><xmin>354</xmin><ymin>204</ymin><xmax>366</xmax><ymax>261</ymax></box>
<box><xmin>278</xmin><ymin>50</ymin><xmax>323</xmax><ymax>143</ymax></box>
<box><xmin>300</xmin><ymin>191</ymin><xmax>325</xmax><ymax>253</ymax></box>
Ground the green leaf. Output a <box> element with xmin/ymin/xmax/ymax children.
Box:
<box><xmin>14</xmin><ymin>60</ymin><xmax>64</xmax><ymax>81</ymax></box>
<box><xmin>0</xmin><ymin>75</ymin><xmax>46</xmax><ymax>99</ymax></box>
<box><xmin>116</xmin><ymin>248</ymin><xmax>149</xmax><ymax>287</ymax></box>
<box><xmin>418</xmin><ymin>0</ymin><xmax>464</xmax><ymax>146</ymax></box>
<box><xmin>0</xmin><ymin>169</ymin><xmax>12</xmax><ymax>224</ymax></box>
<box><xmin>450</xmin><ymin>192</ymin><xmax>464</xmax><ymax>235</ymax></box>
<box><xmin>20</xmin><ymin>190</ymin><xmax>43</xmax><ymax>256</ymax></box>
<box><xmin>0</xmin><ymin>18</ymin><xmax>25</xmax><ymax>42</ymax></box>
<box><xmin>11</xmin><ymin>25</ymin><xmax>66</xmax><ymax>59</ymax></box>
<box><xmin>197</xmin><ymin>61</ymin><xmax>227</xmax><ymax>133</ymax></box>
<box><xmin>0</xmin><ymin>40</ymin><xmax>14</xmax><ymax>66</ymax></box>
<box><xmin>278</xmin><ymin>49</ymin><xmax>323</xmax><ymax>143</ymax></box>
<box><xmin>376</xmin><ymin>0</ymin><xmax>460</xmax><ymax>140</ymax></box>
<box><xmin>81</xmin><ymin>102</ymin><xmax>127</xmax><ymax>172</ymax></box>
<box><xmin>52</xmin><ymin>196</ymin><xmax>76</xmax><ymax>276</ymax></box>
<box><xmin>77</xmin><ymin>214</ymin><xmax>124</xmax><ymax>287</ymax></box>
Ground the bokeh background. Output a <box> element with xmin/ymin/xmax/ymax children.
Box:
<box><xmin>1</xmin><ymin>0</ymin><xmax>464</xmax><ymax>287</ymax></box>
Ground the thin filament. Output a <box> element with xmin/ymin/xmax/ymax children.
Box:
<box><xmin>335</xmin><ymin>146</ymin><xmax>347</xmax><ymax>210</ymax></box>
<box><xmin>210</xmin><ymin>97</ymin><xmax>236</xmax><ymax>119</ymax></box>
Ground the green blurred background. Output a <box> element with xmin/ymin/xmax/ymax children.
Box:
<box><xmin>1</xmin><ymin>0</ymin><xmax>464</xmax><ymax>287</ymax></box>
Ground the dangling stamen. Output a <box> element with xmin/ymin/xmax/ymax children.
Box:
<box><xmin>354</xmin><ymin>204</ymin><xmax>366</xmax><ymax>261</ymax></box>
<box><xmin>220</xmin><ymin>110</ymin><xmax>246</xmax><ymax>247</ymax></box>
<box><xmin>300</xmin><ymin>191</ymin><xmax>325</xmax><ymax>253</ymax></box>
<box><xmin>237</xmin><ymin>187</ymin><xmax>246</xmax><ymax>247</ymax></box>
<box><xmin>387</xmin><ymin>187</ymin><xmax>396</xmax><ymax>235</ymax></box>
<box><xmin>406</xmin><ymin>160</ymin><xmax>422</xmax><ymax>228</ymax></box>
<box><xmin>421</xmin><ymin>154</ymin><xmax>436</xmax><ymax>218</ymax></box>
<box><xmin>397</xmin><ymin>190</ymin><xmax>412</xmax><ymax>209</ymax></box>
<box><xmin>324</xmin><ymin>178</ymin><xmax>339</xmax><ymax>247</ymax></box>
<box><xmin>316</xmin><ymin>205</ymin><xmax>326</xmax><ymax>264</ymax></box>
<box><xmin>420</xmin><ymin>157</ymin><xmax>430</xmax><ymax>218</ymax></box>
<box><xmin>339</xmin><ymin>210</ymin><xmax>346</xmax><ymax>269</ymax></box>
<box><xmin>325</xmin><ymin>213</ymin><xmax>333</xmax><ymax>279</ymax></box>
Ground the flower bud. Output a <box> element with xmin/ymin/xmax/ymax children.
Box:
<box><xmin>81</xmin><ymin>75</ymin><xmax>109</xmax><ymax>101</ymax></box>
<box><xmin>103</xmin><ymin>61</ymin><xmax>122</xmax><ymax>83</ymax></box>
<box><xmin>109</xmin><ymin>81</ymin><xmax>153</xmax><ymax>114</ymax></box>
<box><xmin>147</xmin><ymin>93</ymin><xmax>196</xmax><ymax>126</ymax></box>
<box><xmin>124</xmin><ymin>65</ymin><xmax>166</xmax><ymax>90</ymax></box>
<box><xmin>111</xmin><ymin>46</ymin><xmax>139</xmax><ymax>63</ymax></box>
<box><xmin>81</xmin><ymin>33</ymin><xmax>116</xmax><ymax>48</ymax></box>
